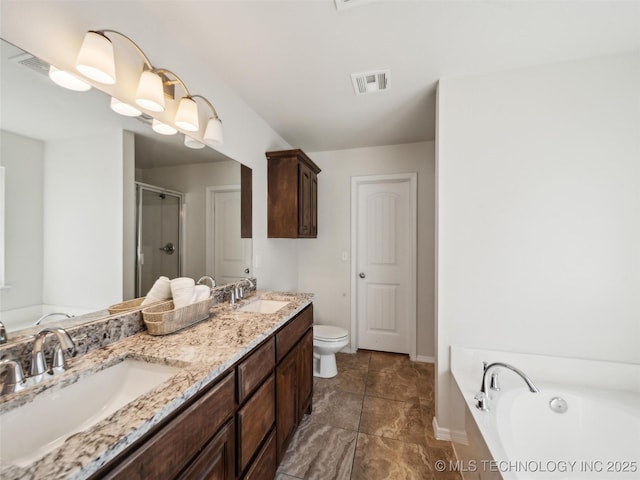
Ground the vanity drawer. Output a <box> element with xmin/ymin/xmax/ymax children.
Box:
<box><xmin>276</xmin><ymin>304</ymin><xmax>313</xmax><ymax>362</ymax></box>
<box><xmin>237</xmin><ymin>337</ymin><xmax>275</xmax><ymax>404</ymax></box>
<box><xmin>236</xmin><ymin>374</ymin><xmax>275</xmax><ymax>475</ymax></box>
<box><xmin>102</xmin><ymin>372</ymin><xmax>235</xmax><ymax>480</ymax></box>
<box><xmin>242</xmin><ymin>430</ymin><xmax>276</xmax><ymax>480</ymax></box>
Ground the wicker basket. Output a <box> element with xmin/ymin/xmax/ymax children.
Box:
<box><xmin>108</xmin><ymin>297</ymin><xmax>164</xmax><ymax>315</ymax></box>
<box><xmin>142</xmin><ymin>296</ymin><xmax>213</xmax><ymax>335</ymax></box>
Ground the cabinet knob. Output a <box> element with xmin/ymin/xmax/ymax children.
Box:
<box><xmin>359</xmin><ymin>272</ymin><xmax>366</xmax><ymax>279</ymax></box>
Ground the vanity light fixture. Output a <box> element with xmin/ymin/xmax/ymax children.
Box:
<box><xmin>75</xmin><ymin>31</ymin><xmax>116</xmax><ymax>84</ymax></box>
<box><xmin>48</xmin><ymin>65</ymin><xmax>92</xmax><ymax>92</ymax></box>
<box><xmin>175</xmin><ymin>96</ymin><xmax>199</xmax><ymax>132</ymax></box>
<box><xmin>152</xmin><ymin>118</ymin><xmax>177</xmax><ymax>136</ymax></box>
<box><xmin>184</xmin><ymin>135</ymin><xmax>205</xmax><ymax>149</ymax></box>
<box><xmin>73</xmin><ymin>29</ymin><xmax>223</xmax><ymax>145</ymax></box>
<box><xmin>110</xmin><ymin>97</ymin><xmax>142</xmax><ymax>117</ymax></box>
<box><xmin>135</xmin><ymin>69</ymin><xmax>165</xmax><ymax>112</ymax></box>
<box><xmin>192</xmin><ymin>95</ymin><xmax>224</xmax><ymax>146</ymax></box>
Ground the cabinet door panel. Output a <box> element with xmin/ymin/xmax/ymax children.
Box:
<box><xmin>178</xmin><ymin>420</ymin><xmax>235</xmax><ymax>480</ymax></box>
<box><xmin>297</xmin><ymin>330</ymin><xmax>314</xmax><ymax>420</ymax></box>
<box><xmin>276</xmin><ymin>349</ymin><xmax>298</xmax><ymax>463</ymax></box>
<box><xmin>298</xmin><ymin>162</ymin><xmax>313</xmax><ymax>236</ymax></box>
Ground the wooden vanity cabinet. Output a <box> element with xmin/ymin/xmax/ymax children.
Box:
<box><xmin>265</xmin><ymin>149</ymin><xmax>321</xmax><ymax>238</ymax></box>
<box><xmin>92</xmin><ymin>304</ymin><xmax>313</xmax><ymax>480</ymax></box>
<box><xmin>275</xmin><ymin>305</ymin><xmax>314</xmax><ymax>462</ymax></box>
<box><xmin>97</xmin><ymin>372</ymin><xmax>235</xmax><ymax>480</ymax></box>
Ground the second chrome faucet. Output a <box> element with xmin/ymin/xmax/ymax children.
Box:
<box><xmin>30</xmin><ymin>327</ymin><xmax>76</xmax><ymax>380</ymax></box>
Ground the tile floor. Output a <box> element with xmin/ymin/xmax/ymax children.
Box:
<box><xmin>276</xmin><ymin>350</ymin><xmax>463</xmax><ymax>480</ymax></box>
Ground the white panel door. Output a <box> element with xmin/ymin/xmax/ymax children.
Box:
<box><xmin>208</xmin><ymin>188</ymin><xmax>252</xmax><ymax>285</ymax></box>
<box><xmin>353</xmin><ymin>174</ymin><xmax>416</xmax><ymax>355</ymax></box>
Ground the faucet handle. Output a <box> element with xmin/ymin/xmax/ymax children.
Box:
<box><xmin>51</xmin><ymin>345</ymin><xmax>72</xmax><ymax>373</ymax></box>
<box><xmin>1</xmin><ymin>359</ymin><xmax>26</xmax><ymax>395</ymax></box>
<box><xmin>0</xmin><ymin>321</ymin><xmax>7</xmax><ymax>344</ymax></box>
<box><xmin>474</xmin><ymin>391</ymin><xmax>489</xmax><ymax>411</ymax></box>
<box><xmin>490</xmin><ymin>371</ymin><xmax>500</xmax><ymax>391</ymax></box>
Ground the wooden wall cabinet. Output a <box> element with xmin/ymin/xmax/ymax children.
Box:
<box><xmin>240</xmin><ymin>165</ymin><xmax>252</xmax><ymax>239</ymax></box>
<box><xmin>265</xmin><ymin>149</ymin><xmax>321</xmax><ymax>238</ymax></box>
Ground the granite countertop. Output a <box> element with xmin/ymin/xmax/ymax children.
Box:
<box><xmin>0</xmin><ymin>291</ymin><xmax>313</xmax><ymax>480</ymax></box>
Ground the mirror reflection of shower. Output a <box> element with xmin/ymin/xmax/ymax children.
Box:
<box><xmin>136</xmin><ymin>183</ymin><xmax>183</xmax><ymax>297</ymax></box>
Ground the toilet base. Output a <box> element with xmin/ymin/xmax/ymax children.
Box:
<box><xmin>313</xmin><ymin>352</ymin><xmax>338</xmax><ymax>378</ymax></box>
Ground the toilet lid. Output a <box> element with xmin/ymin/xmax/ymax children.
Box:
<box><xmin>314</xmin><ymin>325</ymin><xmax>348</xmax><ymax>341</ymax></box>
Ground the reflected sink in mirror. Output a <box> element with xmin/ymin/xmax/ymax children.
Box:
<box><xmin>238</xmin><ymin>299</ymin><xmax>290</xmax><ymax>314</ymax></box>
<box><xmin>0</xmin><ymin>359</ymin><xmax>181</xmax><ymax>467</ymax></box>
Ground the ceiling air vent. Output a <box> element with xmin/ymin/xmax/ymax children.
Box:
<box><xmin>10</xmin><ymin>52</ymin><xmax>50</xmax><ymax>76</ymax></box>
<box><xmin>351</xmin><ymin>69</ymin><xmax>390</xmax><ymax>96</ymax></box>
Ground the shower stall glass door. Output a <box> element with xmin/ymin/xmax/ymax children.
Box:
<box><xmin>136</xmin><ymin>183</ymin><xmax>183</xmax><ymax>297</ymax></box>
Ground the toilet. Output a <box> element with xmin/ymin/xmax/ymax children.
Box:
<box><xmin>313</xmin><ymin>325</ymin><xmax>349</xmax><ymax>378</ymax></box>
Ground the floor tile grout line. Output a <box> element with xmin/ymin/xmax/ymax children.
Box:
<box><xmin>349</xmin><ymin>351</ymin><xmax>371</xmax><ymax>479</ymax></box>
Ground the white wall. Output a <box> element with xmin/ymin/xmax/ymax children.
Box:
<box><xmin>302</xmin><ymin>142</ymin><xmax>435</xmax><ymax>359</ymax></box>
<box><xmin>43</xmin><ymin>130</ymin><xmax>124</xmax><ymax>309</ymax></box>
<box><xmin>0</xmin><ymin>1</ymin><xmax>298</xmax><ymax>293</ymax></box>
<box><xmin>436</xmin><ymin>52</ymin><xmax>640</xmax><ymax>433</ymax></box>
<box><xmin>139</xmin><ymin>160</ymin><xmax>240</xmax><ymax>282</ymax></box>
<box><xmin>0</xmin><ymin>130</ymin><xmax>44</xmax><ymax>311</ymax></box>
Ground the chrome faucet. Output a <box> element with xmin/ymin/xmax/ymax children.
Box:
<box><xmin>197</xmin><ymin>275</ymin><xmax>216</xmax><ymax>288</ymax></box>
<box><xmin>30</xmin><ymin>327</ymin><xmax>76</xmax><ymax>380</ymax></box>
<box><xmin>0</xmin><ymin>321</ymin><xmax>7</xmax><ymax>344</ymax></box>
<box><xmin>0</xmin><ymin>358</ymin><xmax>26</xmax><ymax>395</ymax></box>
<box><xmin>34</xmin><ymin>312</ymin><xmax>71</xmax><ymax>326</ymax></box>
<box><xmin>475</xmin><ymin>362</ymin><xmax>539</xmax><ymax>411</ymax></box>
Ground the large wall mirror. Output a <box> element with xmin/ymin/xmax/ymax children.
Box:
<box><xmin>0</xmin><ymin>38</ymin><xmax>252</xmax><ymax>338</ymax></box>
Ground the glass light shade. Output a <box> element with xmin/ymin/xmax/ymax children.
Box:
<box><xmin>203</xmin><ymin>117</ymin><xmax>223</xmax><ymax>146</ymax></box>
<box><xmin>152</xmin><ymin>119</ymin><xmax>177</xmax><ymax>135</ymax></box>
<box><xmin>184</xmin><ymin>135</ymin><xmax>205</xmax><ymax>149</ymax></box>
<box><xmin>110</xmin><ymin>97</ymin><xmax>142</xmax><ymax>117</ymax></box>
<box><xmin>136</xmin><ymin>70</ymin><xmax>165</xmax><ymax>112</ymax></box>
<box><xmin>75</xmin><ymin>31</ymin><xmax>116</xmax><ymax>84</ymax></box>
<box><xmin>175</xmin><ymin>97</ymin><xmax>199</xmax><ymax>132</ymax></box>
<box><xmin>48</xmin><ymin>65</ymin><xmax>91</xmax><ymax>91</ymax></box>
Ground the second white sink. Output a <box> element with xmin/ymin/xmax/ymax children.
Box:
<box><xmin>238</xmin><ymin>299</ymin><xmax>290</xmax><ymax>314</ymax></box>
<box><xmin>0</xmin><ymin>359</ymin><xmax>181</xmax><ymax>467</ymax></box>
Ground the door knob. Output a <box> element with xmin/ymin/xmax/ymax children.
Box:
<box><xmin>359</xmin><ymin>272</ymin><xmax>366</xmax><ymax>279</ymax></box>
<box><xmin>159</xmin><ymin>242</ymin><xmax>175</xmax><ymax>255</ymax></box>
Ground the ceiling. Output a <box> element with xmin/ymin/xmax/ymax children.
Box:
<box><xmin>137</xmin><ymin>0</ymin><xmax>640</xmax><ymax>152</ymax></box>
<box><xmin>2</xmin><ymin>1</ymin><xmax>639</xmax><ymax>156</ymax></box>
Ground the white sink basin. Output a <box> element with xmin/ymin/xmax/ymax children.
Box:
<box><xmin>0</xmin><ymin>359</ymin><xmax>181</xmax><ymax>467</ymax></box>
<box><xmin>238</xmin><ymin>299</ymin><xmax>290</xmax><ymax>314</ymax></box>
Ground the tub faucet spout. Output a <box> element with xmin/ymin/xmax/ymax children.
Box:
<box><xmin>475</xmin><ymin>362</ymin><xmax>539</xmax><ymax>411</ymax></box>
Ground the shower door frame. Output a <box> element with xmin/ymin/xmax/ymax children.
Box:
<box><xmin>135</xmin><ymin>182</ymin><xmax>185</xmax><ymax>297</ymax></box>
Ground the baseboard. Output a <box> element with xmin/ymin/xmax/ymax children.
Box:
<box><xmin>415</xmin><ymin>355</ymin><xmax>435</xmax><ymax>363</ymax></box>
<box><xmin>432</xmin><ymin>416</ymin><xmax>468</xmax><ymax>444</ymax></box>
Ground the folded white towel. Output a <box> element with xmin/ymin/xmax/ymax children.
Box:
<box><xmin>171</xmin><ymin>277</ymin><xmax>196</xmax><ymax>309</ymax></box>
<box><xmin>142</xmin><ymin>276</ymin><xmax>172</xmax><ymax>305</ymax></box>
<box><xmin>191</xmin><ymin>284</ymin><xmax>211</xmax><ymax>304</ymax></box>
